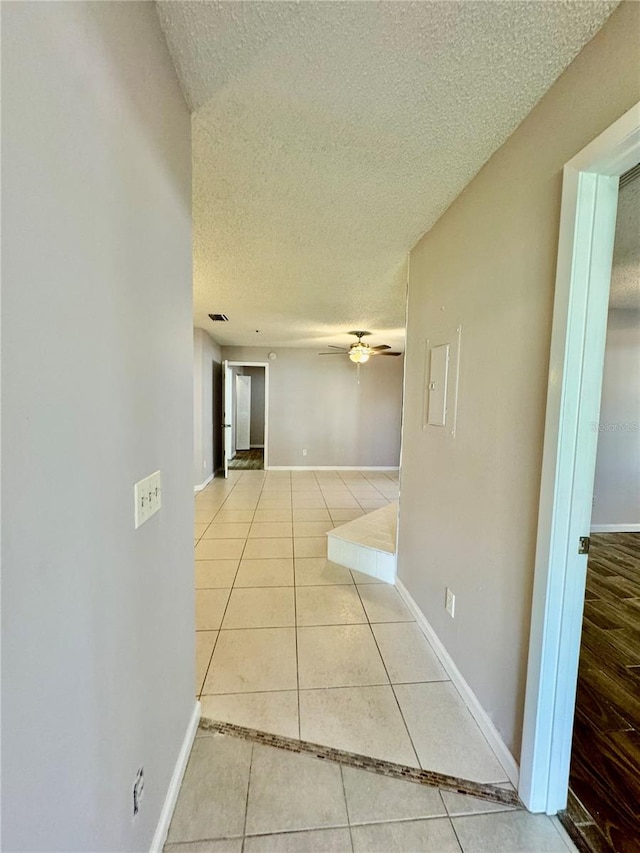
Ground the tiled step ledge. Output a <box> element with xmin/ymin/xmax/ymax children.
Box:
<box><xmin>328</xmin><ymin>502</ymin><xmax>398</xmax><ymax>582</ymax></box>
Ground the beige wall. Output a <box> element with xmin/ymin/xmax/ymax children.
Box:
<box><xmin>222</xmin><ymin>347</ymin><xmax>404</xmax><ymax>468</ymax></box>
<box><xmin>397</xmin><ymin>1</ymin><xmax>640</xmax><ymax>761</ymax></box>
<box><xmin>2</xmin><ymin>3</ymin><xmax>193</xmax><ymax>850</ymax></box>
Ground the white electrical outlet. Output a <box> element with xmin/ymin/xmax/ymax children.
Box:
<box><xmin>134</xmin><ymin>471</ymin><xmax>162</xmax><ymax>529</ymax></box>
<box><xmin>445</xmin><ymin>587</ymin><xmax>456</xmax><ymax>618</ymax></box>
<box><xmin>302</xmin><ymin>448</ymin><xmax>308</xmax><ymax>457</ymax></box>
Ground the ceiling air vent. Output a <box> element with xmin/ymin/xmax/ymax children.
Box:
<box><xmin>208</xmin><ymin>313</ymin><xmax>229</xmax><ymax>322</ymax></box>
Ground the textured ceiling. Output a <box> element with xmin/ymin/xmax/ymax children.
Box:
<box><xmin>610</xmin><ymin>176</ymin><xmax>640</xmax><ymax>311</ymax></box>
<box><xmin>156</xmin><ymin>0</ymin><xmax>618</xmax><ymax>350</ymax></box>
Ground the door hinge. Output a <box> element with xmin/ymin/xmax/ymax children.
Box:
<box><xmin>578</xmin><ymin>536</ymin><xmax>590</xmax><ymax>555</ymax></box>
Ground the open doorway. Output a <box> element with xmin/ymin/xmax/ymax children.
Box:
<box><xmin>520</xmin><ymin>103</ymin><xmax>640</xmax><ymax>826</ymax></box>
<box><xmin>566</xmin><ymin>163</ymin><xmax>640</xmax><ymax>851</ymax></box>
<box><xmin>222</xmin><ymin>361</ymin><xmax>268</xmax><ymax>474</ymax></box>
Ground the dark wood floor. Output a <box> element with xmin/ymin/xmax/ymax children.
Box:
<box><xmin>569</xmin><ymin>532</ymin><xmax>640</xmax><ymax>853</ymax></box>
<box><xmin>228</xmin><ymin>448</ymin><xmax>264</xmax><ymax>470</ymax></box>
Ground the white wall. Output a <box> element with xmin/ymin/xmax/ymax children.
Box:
<box><xmin>222</xmin><ymin>347</ymin><xmax>404</xmax><ymax>468</ymax></box>
<box><xmin>397</xmin><ymin>1</ymin><xmax>640</xmax><ymax>761</ymax></box>
<box><xmin>194</xmin><ymin>328</ymin><xmax>222</xmax><ymax>487</ymax></box>
<box><xmin>2</xmin><ymin>4</ymin><xmax>194</xmax><ymax>850</ymax></box>
<box><xmin>592</xmin><ymin>309</ymin><xmax>640</xmax><ymax>530</ymax></box>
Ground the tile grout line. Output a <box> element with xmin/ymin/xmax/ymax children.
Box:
<box><xmin>296</xmin><ymin>470</ymin><xmax>328</xmax><ymax>740</ymax></box>
<box><xmin>218</xmin><ymin>475</ymin><xmax>259</xmax><ymax>629</ymax></box>
<box><xmin>200</xmin><ymin>476</ymin><xmax>252</xmax><ymax>666</ymax></box>
<box><xmin>200</xmin><ymin>678</ymin><xmax>452</xmax><ymax>699</ymax></box>
<box><xmin>338</xmin><ymin>764</ymin><xmax>355</xmax><ymax>853</ymax></box>
<box><xmin>198</xmin><ymin>633</ymin><xmax>218</xmax><ymax>699</ymax></box>
<box><xmin>448</xmin><ymin>809</ymin><xmax>465</xmax><ymax>852</ymax></box>
<box><xmin>293</xmin><ymin>520</ymin><xmax>302</xmax><ymax>741</ymax></box>
<box><xmin>196</xmin><ymin>475</ymin><xmax>255</xmax><ymax>699</ymax></box>
<box><xmin>242</xmin><ymin>812</ymin><xmax>464</xmax><ymax>842</ymax></box>
<box><xmin>170</xmin><ymin>808</ymin><xmax>515</xmax><ymax>851</ymax></box>
<box><xmin>198</xmin><ymin>475</ymin><xmax>248</xmax><ymax>694</ymax></box>
<box><xmin>351</xmin><ymin>577</ymin><xmax>423</xmax><ymax>771</ymax></box>
<box><xmin>239</xmin><ymin>741</ymin><xmax>254</xmax><ymax>853</ymax></box>
<box><xmin>201</xmin><ymin>471</ymin><xmax>289</xmax><ymax>700</ymax></box>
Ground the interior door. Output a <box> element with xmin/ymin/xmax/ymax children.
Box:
<box><xmin>222</xmin><ymin>360</ymin><xmax>233</xmax><ymax>478</ymax></box>
<box><xmin>235</xmin><ymin>375</ymin><xmax>251</xmax><ymax>451</ymax></box>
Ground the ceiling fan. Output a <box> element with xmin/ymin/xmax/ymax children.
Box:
<box><xmin>318</xmin><ymin>331</ymin><xmax>402</xmax><ymax>363</ymax></box>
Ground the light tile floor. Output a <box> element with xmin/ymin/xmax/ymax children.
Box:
<box><xmin>165</xmin><ymin>731</ymin><xmax>576</xmax><ymax>852</ymax></box>
<box><xmin>194</xmin><ymin>470</ymin><xmax>503</xmax><ymax>783</ymax></box>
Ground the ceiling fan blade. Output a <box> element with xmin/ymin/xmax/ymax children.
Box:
<box><xmin>371</xmin><ymin>351</ymin><xmax>403</xmax><ymax>356</ymax></box>
<box><xmin>370</xmin><ymin>345</ymin><xmax>391</xmax><ymax>351</ymax></box>
<box><xmin>327</xmin><ymin>345</ymin><xmax>349</xmax><ymax>350</ymax></box>
<box><xmin>318</xmin><ymin>352</ymin><xmax>348</xmax><ymax>356</ymax></box>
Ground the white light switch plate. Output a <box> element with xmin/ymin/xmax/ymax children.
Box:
<box><xmin>134</xmin><ymin>471</ymin><xmax>162</xmax><ymax>529</ymax></box>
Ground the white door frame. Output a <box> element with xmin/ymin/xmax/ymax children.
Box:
<box><xmin>226</xmin><ymin>361</ymin><xmax>270</xmax><ymax>469</ymax></box>
<box><xmin>519</xmin><ymin>102</ymin><xmax>640</xmax><ymax>814</ymax></box>
<box><xmin>222</xmin><ymin>360</ymin><xmax>232</xmax><ymax>478</ymax></box>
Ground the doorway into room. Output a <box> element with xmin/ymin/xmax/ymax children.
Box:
<box><xmin>519</xmin><ymin>103</ymin><xmax>640</xmax><ymax>834</ymax></box>
<box><xmin>223</xmin><ymin>361</ymin><xmax>268</xmax><ymax>474</ymax></box>
<box><xmin>565</xmin><ymin>161</ymin><xmax>640</xmax><ymax>852</ymax></box>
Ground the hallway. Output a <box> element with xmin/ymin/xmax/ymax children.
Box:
<box><xmin>4</xmin><ymin>2</ymin><xmax>639</xmax><ymax>849</ymax></box>
<box><xmin>194</xmin><ymin>470</ymin><xmax>510</xmax><ymax>787</ymax></box>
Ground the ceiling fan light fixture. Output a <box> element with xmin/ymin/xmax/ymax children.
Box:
<box><xmin>349</xmin><ymin>344</ymin><xmax>370</xmax><ymax>363</ymax></box>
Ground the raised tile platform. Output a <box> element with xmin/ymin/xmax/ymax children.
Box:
<box><xmin>327</xmin><ymin>501</ymin><xmax>398</xmax><ymax>582</ymax></box>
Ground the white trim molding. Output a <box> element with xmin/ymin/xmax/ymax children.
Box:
<box><xmin>150</xmin><ymin>701</ymin><xmax>200</xmax><ymax>853</ymax></box>
<box><xmin>194</xmin><ymin>473</ymin><xmax>214</xmax><ymax>493</ymax></box>
<box><xmin>590</xmin><ymin>523</ymin><xmax>640</xmax><ymax>533</ymax></box>
<box><xmin>520</xmin><ymin>101</ymin><xmax>640</xmax><ymax>815</ymax></box>
<box><xmin>395</xmin><ymin>578</ymin><xmax>520</xmax><ymax>788</ymax></box>
<box><xmin>266</xmin><ymin>466</ymin><xmax>400</xmax><ymax>472</ymax></box>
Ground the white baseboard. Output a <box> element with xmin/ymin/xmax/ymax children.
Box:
<box><xmin>395</xmin><ymin>578</ymin><xmax>520</xmax><ymax>788</ymax></box>
<box><xmin>267</xmin><ymin>466</ymin><xmax>400</xmax><ymax>472</ymax></box>
<box><xmin>150</xmin><ymin>700</ymin><xmax>201</xmax><ymax>853</ymax></box>
<box><xmin>194</xmin><ymin>473</ymin><xmax>214</xmax><ymax>493</ymax></box>
<box><xmin>590</xmin><ymin>523</ymin><xmax>640</xmax><ymax>532</ymax></box>
<box><xmin>250</xmin><ymin>444</ymin><xmax>265</xmax><ymax>449</ymax></box>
